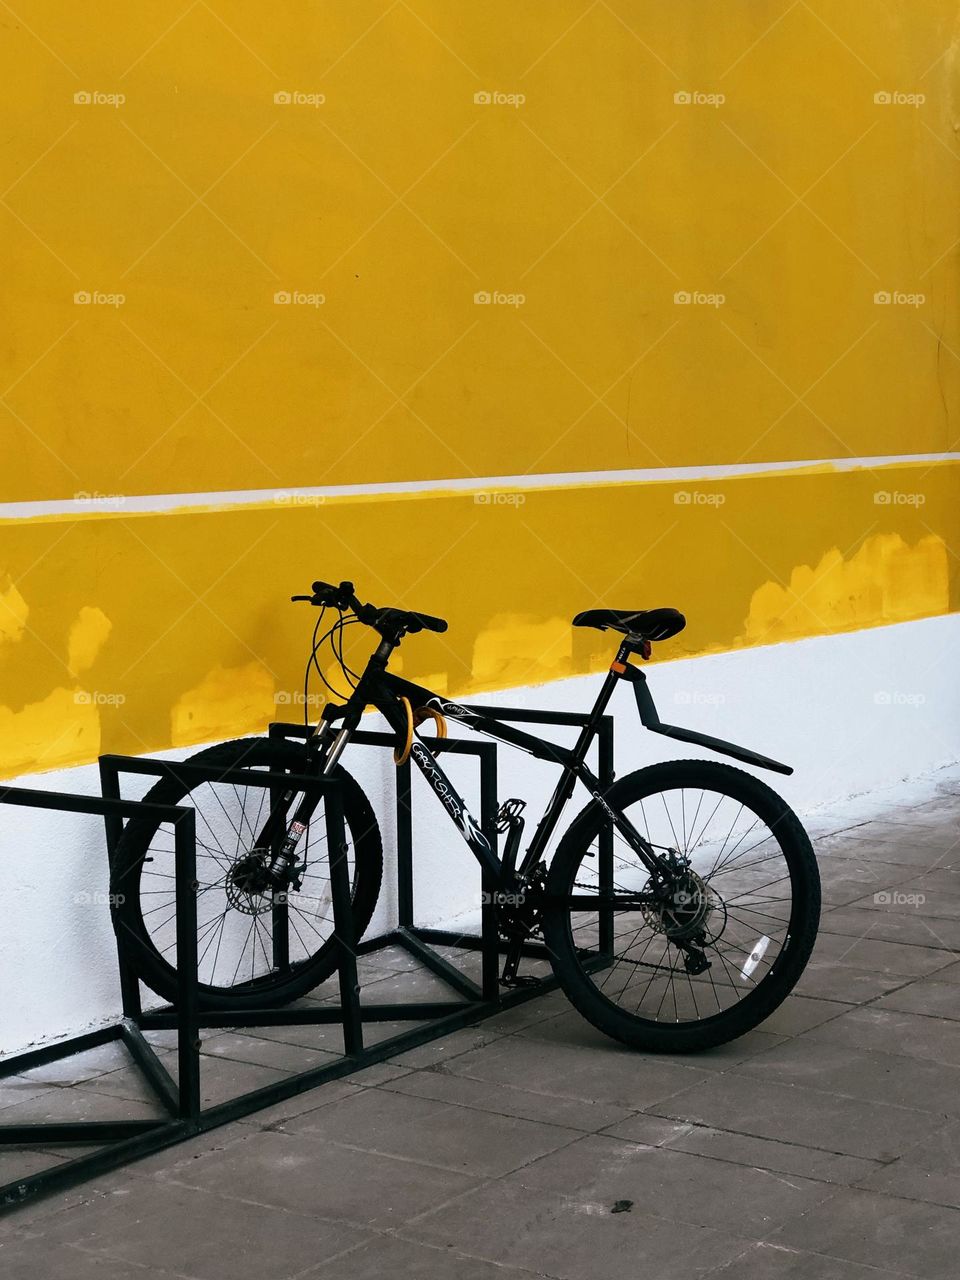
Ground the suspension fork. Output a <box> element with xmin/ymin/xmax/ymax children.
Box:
<box><xmin>257</xmin><ymin>640</ymin><xmax>400</xmax><ymax>882</ymax></box>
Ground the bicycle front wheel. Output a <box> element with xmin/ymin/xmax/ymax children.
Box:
<box><xmin>112</xmin><ymin>737</ymin><xmax>383</xmax><ymax>1009</ymax></box>
<box><xmin>542</xmin><ymin>759</ymin><xmax>820</xmax><ymax>1053</ymax></box>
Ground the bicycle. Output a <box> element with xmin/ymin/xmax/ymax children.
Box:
<box><xmin>113</xmin><ymin>579</ymin><xmax>820</xmax><ymax>1053</ymax></box>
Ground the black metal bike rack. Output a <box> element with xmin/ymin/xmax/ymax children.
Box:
<box><xmin>0</xmin><ymin>705</ymin><xmax>613</xmax><ymax>1214</ymax></box>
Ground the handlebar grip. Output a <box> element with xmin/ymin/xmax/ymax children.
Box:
<box><xmin>418</xmin><ymin>613</ymin><xmax>447</xmax><ymax>634</ymax></box>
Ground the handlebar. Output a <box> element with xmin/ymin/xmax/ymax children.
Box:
<box><xmin>291</xmin><ymin>579</ymin><xmax>448</xmax><ymax>638</ymax></box>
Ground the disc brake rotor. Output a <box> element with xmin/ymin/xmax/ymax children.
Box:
<box><xmin>642</xmin><ymin>870</ymin><xmax>727</xmax><ymax>944</ymax></box>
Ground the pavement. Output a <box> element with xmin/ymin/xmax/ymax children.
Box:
<box><xmin>3</xmin><ymin>764</ymin><xmax>960</xmax><ymax>1279</ymax></box>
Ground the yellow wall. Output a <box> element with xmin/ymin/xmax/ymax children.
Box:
<box><xmin>2</xmin><ymin>4</ymin><xmax>959</xmax><ymax>776</ymax></box>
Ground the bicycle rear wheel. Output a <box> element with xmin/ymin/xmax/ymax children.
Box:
<box><xmin>542</xmin><ymin>759</ymin><xmax>820</xmax><ymax>1052</ymax></box>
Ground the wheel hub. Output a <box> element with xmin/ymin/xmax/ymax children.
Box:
<box><xmin>643</xmin><ymin>869</ymin><xmax>726</xmax><ymax>943</ymax></box>
<box><xmin>226</xmin><ymin>851</ymin><xmax>274</xmax><ymax>916</ymax></box>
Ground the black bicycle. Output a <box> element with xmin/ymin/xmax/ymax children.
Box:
<box><xmin>113</xmin><ymin>579</ymin><xmax>820</xmax><ymax>1052</ymax></box>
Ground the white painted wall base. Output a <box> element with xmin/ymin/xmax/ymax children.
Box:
<box><xmin>2</xmin><ymin>613</ymin><xmax>957</xmax><ymax>1056</ymax></box>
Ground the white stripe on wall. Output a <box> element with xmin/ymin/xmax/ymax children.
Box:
<box><xmin>2</xmin><ymin>453</ymin><xmax>957</xmax><ymax>520</ymax></box>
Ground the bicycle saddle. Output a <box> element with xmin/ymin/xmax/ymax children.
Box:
<box><xmin>572</xmin><ymin>608</ymin><xmax>686</xmax><ymax>642</ymax></box>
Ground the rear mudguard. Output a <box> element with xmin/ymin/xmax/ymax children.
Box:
<box><xmin>625</xmin><ymin>665</ymin><xmax>793</xmax><ymax>777</ymax></box>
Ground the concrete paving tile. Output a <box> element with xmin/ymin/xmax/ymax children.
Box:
<box><xmin>844</xmin><ymin>821</ymin><xmax>960</xmax><ymax>850</ymax></box>
<box><xmin>923</xmin><ymin>959</ymin><xmax>960</xmax><ymax>983</ymax></box>
<box><xmin>872</xmin><ymin>1117</ymin><xmax>960</xmax><ymax>1175</ymax></box>
<box><xmin>845</xmin><ymin>888</ymin><xmax>960</xmax><ymax>922</ymax></box>
<box><xmin>648</xmin><ymin>1073</ymin><xmax>943</xmax><ymax>1161</ymax></box>
<box><xmin>814</xmin><ymin>864</ymin><xmax>912</xmax><ymax>907</ymax></box>
<box><xmin>354</xmin><ymin>965</ymin><xmax>472</xmax><ymax>1003</ymax></box>
<box><xmin>0</xmin><ymin>1077</ymin><xmax>59</xmax><ymax>1112</ymax></box>
<box><xmin>701</xmin><ymin>1240</ymin><xmax>911</xmax><ymax>1279</ymax></box>
<box><xmin>0</xmin><ymin>1146</ymin><xmax>68</xmax><ymax>1186</ymax></box>
<box><xmin>802</xmin><ymin>1005</ymin><xmax>960</xmax><ymax>1066</ymax></box>
<box><xmin>819</xmin><ymin>904</ymin><xmax>960</xmax><ymax>950</ymax></box>
<box><xmin>69</xmin><ymin>1064</ymin><xmax>168</xmax><ymax>1106</ymax></box>
<box><xmin>772</xmin><ymin>1186</ymin><xmax>960</xmax><ymax>1278</ymax></box>
<box><xmin>876</xmin><ymin>979</ymin><xmax>960</xmax><ymax>1019</ymax></box>
<box><xmin>856</xmin><ymin>1162</ymin><xmax>960</xmax><ymax>1210</ymax></box>
<box><xmin>389</xmin><ymin>1025</ymin><xmax>502</xmax><ymax>1068</ymax></box>
<box><xmin>793</xmin><ymin>961</ymin><xmax>910</xmax><ymax>1003</ymax></box>
<box><xmin>479</xmin><ymin>988</ymin><xmax>574</xmax><ymax>1034</ymax></box>
<box><xmin>156</xmin><ymin>1127</ymin><xmax>481</xmax><ymax>1227</ymax></box>
<box><xmin>382</xmin><ymin>1066</ymin><xmax>635</xmax><ymax>1132</ymax></box>
<box><xmin>310</xmin><ymin>1234</ymin><xmax>541</xmax><ymax>1280</ymax></box>
<box><xmin>17</xmin><ymin>1042</ymin><xmax>132</xmax><ymax>1086</ymax></box>
<box><xmin>0</xmin><ymin>1086</ymin><xmax>163</xmax><ymax>1125</ymax></box>
<box><xmin>617</xmin><ymin>1121</ymin><xmax>883</xmax><ymax>1186</ymax></box>
<box><xmin>0</xmin><ymin>1236</ymin><xmax>187</xmax><ymax>1280</ymax></box>
<box><xmin>515</xmin><ymin>1009</ymin><xmax>786</xmax><ymax>1067</ymax></box>
<box><xmin>285</xmin><ymin>1085</ymin><xmax>582</xmax><ymax>1177</ymax></box>
<box><xmin>808</xmin><ymin>932</ymin><xmax>952</xmax><ymax>977</ymax></box>
<box><xmin>401</xmin><ymin>1177</ymin><xmax>755</xmax><ymax>1280</ymax></box>
<box><xmin>757</xmin><ymin>996</ymin><xmax>850</xmax><ymax>1037</ymax></box>
<box><xmin>505</xmin><ymin>1133</ymin><xmax>837</xmax><ymax>1235</ymax></box>
<box><xmin>898</xmin><ymin>865</ymin><xmax>960</xmax><ymax>891</ymax></box>
<box><xmin>192</xmin><ymin>1057</ymin><xmax>292</xmax><ymax>1108</ymax></box>
<box><xmin>192</xmin><ymin>1030</ymin><xmax>340</xmax><ymax>1074</ymax></box>
<box><xmin>217</xmin><ymin>1020</ymin><xmax>349</xmax><ymax>1053</ymax></box>
<box><xmin>436</xmin><ymin>1033</ymin><xmax>711</xmax><ymax>1110</ymax></box>
<box><xmin>38</xmin><ymin>1179</ymin><xmax>365</xmax><ymax>1278</ymax></box>
<box><xmin>740</xmin><ymin>1035</ymin><xmax>960</xmax><ymax>1113</ymax></box>
<box><xmin>234</xmin><ymin>1080</ymin><xmax>365</xmax><ymax>1128</ymax></box>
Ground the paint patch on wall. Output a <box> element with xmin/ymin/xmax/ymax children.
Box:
<box><xmin>0</xmin><ymin>687</ymin><xmax>99</xmax><ymax>776</ymax></box>
<box><xmin>67</xmin><ymin>606</ymin><xmax>113</xmax><ymax>676</ymax></box>
<box><xmin>742</xmin><ymin>533</ymin><xmax>949</xmax><ymax>647</ymax></box>
<box><xmin>472</xmin><ymin>613</ymin><xmax>572</xmax><ymax>688</ymax></box>
<box><xmin>0</xmin><ymin>581</ymin><xmax>29</xmax><ymax>646</ymax></box>
<box><xmin>170</xmin><ymin>662</ymin><xmax>276</xmax><ymax>747</ymax></box>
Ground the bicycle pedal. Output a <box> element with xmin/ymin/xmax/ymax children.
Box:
<box><xmin>496</xmin><ymin>798</ymin><xmax>526</xmax><ymax>833</ymax></box>
<box><xmin>500</xmin><ymin>973</ymin><xmax>540</xmax><ymax>989</ymax></box>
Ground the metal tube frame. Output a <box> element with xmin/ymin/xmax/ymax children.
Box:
<box><xmin>0</xmin><ymin>703</ymin><xmax>612</xmax><ymax>1215</ymax></box>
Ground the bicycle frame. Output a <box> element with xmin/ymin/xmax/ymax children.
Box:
<box><xmin>263</xmin><ymin>629</ymin><xmax>793</xmax><ymax>897</ymax></box>
<box><xmin>304</xmin><ymin>637</ymin><xmax>671</xmax><ymax>892</ymax></box>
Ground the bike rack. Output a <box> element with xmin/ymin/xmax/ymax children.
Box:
<box><xmin>0</xmin><ymin>706</ymin><xmax>613</xmax><ymax>1214</ymax></box>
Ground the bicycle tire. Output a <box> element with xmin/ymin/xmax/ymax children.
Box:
<box><xmin>542</xmin><ymin>759</ymin><xmax>820</xmax><ymax>1052</ymax></box>
<box><xmin>112</xmin><ymin>737</ymin><xmax>383</xmax><ymax>1010</ymax></box>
